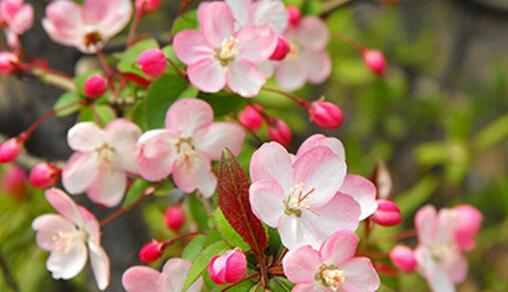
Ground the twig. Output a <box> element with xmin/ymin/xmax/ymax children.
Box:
<box><xmin>0</xmin><ymin>134</ymin><xmax>65</xmax><ymax>169</ymax></box>
<box><xmin>100</xmin><ymin>190</ymin><xmax>153</xmax><ymax>226</ymax></box>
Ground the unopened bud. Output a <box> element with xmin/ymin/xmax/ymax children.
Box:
<box><xmin>139</xmin><ymin>240</ymin><xmax>164</xmax><ymax>263</ymax></box>
<box><xmin>29</xmin><ymin>162</ymin><xmax>60</xmax><ymax>188</ymax></box>
<box><xmin>0</xmin><ymin>137</ymin><xmax>22</xmax><ymax>163</ymax></box>
<box><xmin>389</xmin><ymin>245</ymin><xmax>416</xmax><ymax>273</ymax></box>
<box><xmin>83</xmin><ymin>75</ymin><xmax>108</xmax><ymax>99</ymax></box>
<box><xmin>286</xmin><ymin>6</ymin><xmax>301</xmax><ymax>27</ymax></box>
<box><xmin>239</xmin><ymin>104</ymin><xmax>264</xmax><ymax>131</ymax></box>
<box><xmin>137</xmin><ymin>48</ymin><xmax>168</xmax><ymax>78</ymax></box>
<box><xmin>268</xmin><ymin>119</ymin><xmax>292</xmax><ymax>147</ymax></box>
<box><xmin>309</xmin><ymin>100</ymin><xmax>344</xmax><ymax>129</ymax></box>
<box><xmin>363</xmin><ymin>49</ymin><xmax>386</xmax><ymax>76</ymax></box>
<box><xmin>0</xmin><ymin>52</ymin><xmax>19</xmax><ymax>75</ymax></box>
<box><xmin>135</xmin><ymin>0</ymin><xmax>161</xmax><ymax>15</ymax></box>
<box><xmin>164</xmin><ymin>205</ymin><xmax>186</xmax><ymax>231</ymax></box>
<box><xmin>208</xmin><ymin>248</ymin><xmax>247</xmax><ymax>285</ymax></box>
<box><xmin>454</xmin><ymin>205</ymin><xmax>482</xmax><ymax>251</ymax></box>
<box><xmin>269</xmin><ymin>36</ymin><xmax>290</xmax><ymax>61</ymax></box>
<box><xmin>372</xmin><ymin>199</ymin><xmax>402</xmax><ymax>227</ymax></box>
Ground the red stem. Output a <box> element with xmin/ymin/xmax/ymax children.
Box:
<box><xmin>127</xmin><ymin>11</ymin><xmax>143</xmax><ymax>46</ymax></box>
<box><xmin>100</xmin><ymin>190</ymin><xmax>153</xmax><ymax>226</ymax></box>
<box><xmin>262</xmin><ymin>87</ymin><xmax>311</xmax><ymax>109</ymax></box>
<box><xmin>162</xmin><ymin>232</ymin><xmax>201</xmax><ymax>248</ymax></box>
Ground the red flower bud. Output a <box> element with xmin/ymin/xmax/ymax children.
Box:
<box><xmin>309</xmin><ymin>100</ymin><xmax>344</xmax><ymax>129</ymax></box>
<box><xmin>139</xmin><ymin>240</ymin><xmax>164</xmax><ymax>263</ymax></box>
<box><xmin>0</xmin><ymin>137</ymin><xmax>23</xmax><ymax>163</ymax></box>
<box><xmin>135</xmin><ymin>0</ymin><xmax>161</xmax><ymax>15</ymax></box>
<box><xmin>372</xmin><ymin>199</ymin><xmax>402</xmax><ymax>227</ymax></box>
<box><xmin>363</xmin><ymin>49</ymin><xmax>387</xmax><ymax>76</ymax></box>
<box><xmin>83</xmin><ymin>75</ymin><xmax>108</xmax><ymax>99</ymax></box>
<box><xmin>269</xmin><ymin>36</ymin><xmax>290</xmax><ymax>61</ymax></box>
<box><xmin>208</xmin><ymin>249</ymin><xmax>247</xmax><ymax>285</ymax></box>
<box><xmin>0</xmin><ymin>52</ymin><xmax>19</xmax><ymax>75</ymax></box>
<box><xmin>268</xmin><ymin>119</ymin><xmax>292</xmax><ymax>147</ymax></box>
<box><xmin>239</xmin><ymin>104</ymin><xmax>264</xmax><ymax>131</ymax></box>
<box><xmin>286</xmin><ymin>6</ymin><xmax>301</xmax><ymax>27</ymax></box>
<box><xmin>29</xmin><ymin>162</ymin><xmax>61</xmax><ymax>188</ymax></box>
<box><xmin>1</xmin><ymin>165</ymin><xmax>26</xmax><ymax>194</ymax></box>
<box><xmin>164</xmin><ymin>205</ymin><xmax>186</xmax><ymax>231</ymax></box>
<box><xmin>137</xmin><ymin>48</ymin><xmax>168</xmax><ymax>78</ymax></box>
<box><xmin>389</xmin><ymin>245</ymin><xmax>417</xmax><ymax>273</ymax></box>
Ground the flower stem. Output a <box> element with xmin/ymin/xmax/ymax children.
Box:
<box><xmin>100</xmin><ymin>189</ymin><xmax>154</xmax><ymax>226</ymax></box>
<box><xmin>262</xmin><ymin>87</ymin><xmax>310</xmax><ymax>109</ymax></box>
<box><xmin>162</xmin><ymin>232</ymin><xmax>201</xmax><ymax>248</ymax></box>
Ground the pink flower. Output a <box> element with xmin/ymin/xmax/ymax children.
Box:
<box><xmin>414</xmin><ymin>205</ymin><xmax>471</xmax><ymax>292</ymax></box>
<box><xmin>239</xmin><ymin>104</ymin><xmax>264</xmax><ymax>131</ymax></box>
<box><xmin>29</xmin><ymin>162</ymin><xmax>61</xmax><ymax>189</ymax></box>
<box><xmin>164</xmin><ymin>205</ymin><xmax>186</xmax><ymax>231</ymax></box>
<box><xmin>371</xmin><ymin>199</ymin><xmax>402</xmax><ymax>227</ymax></box>
<box><xmin>389</xmin><ymin>245</ymin><xmax>417</xmax><ymax>273</ymax></box>
<box><xmin>122</xmin><ymin>258</ymin><xmax>203</xmax><ymax>292</ymax></box>
<box><xmin>226</xmin><ymin>0</ymin><xmax>288</xmax><ymax>35</ymax></box>
<box><xmin>249</xmin><ymin>138</ymin><xmax>359</xmax><ymax>249</ymax></box>
<box><xmin>137</xmin><ymin>48</ymin><xmax>168</xmax><ymax>78</ymax></box>
<box><xmin>173</xmin><ymin>2</ymin><xmax>277</xmax><ymax>97</ymax></box>
<box><xmin>363</xmin><ymin>49</ymin><xmax>386</xmax><ymax>76</ymax></box>
<box><xmin>42</xmin><ymin>0</ymin><xmax>132</xmax><ymax>54</ymax></box>
<box><xmin>454</xmin><ymin>205</ymin><xmax>482</xmax><ymax>251</ymax></box>
<box><xmin>283</xmin><ymin>231</ymin><xmax>380</xmax><ymax>292</ymax></box>
<box><xmin>139</xmin><ymin>240</ymin><xmax>164</xmax><ymax>263</ymax></box>
<box><xmin>137</xmin><ymin>99</ymin><xmax>244</xmax><ymax>197</ymax></box>
<box><xmin>32</xmin><ymin>188</ymin><xmax>110</xmax><ymax>290</ymax></box>
<box><xmin>267</xmin><ymin>118</ymin><xmax>292</xmax><ymax>147</ymax></box>
<box><xmin>208</xmin><ymin>248</ymin><xmax>247</xmax><ymax>285</ymax></box>
<box><xmin>0</xmin><ymin>0</ymin><xmax>33</xmax><ymax>50</ymax></box>
<box><xmin>83</xmin><ymin>74</ymin><xmax>108</xmax><ymax>99</ymax></box>
<box><xmin>62</xmin><ymin>120</ymin><xmax>142</xmax><ymax>207</ymax></box>
<box><xmin>274</xmin><ymin>12</ymin><xmax>331</xmax><ymax>91</ymax></box>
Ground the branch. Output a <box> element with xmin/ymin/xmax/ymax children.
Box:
<box><xmin>27</xmin><ymin>67</ymin><xmax>75</xmax><ymax>92</ymax></box>
<box><xmin>0</xmin><ymin>134</ymin><xmax>65</xmax><ymax>169</ymax></box>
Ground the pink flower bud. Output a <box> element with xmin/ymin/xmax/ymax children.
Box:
<box><xmin>139</xmin><ymin>240</ymin><xmax>164</xmax><ymax>263</ymax></box>
<box><xmin>269</xmin><ymin>36</ymin><xmax>290</xmax><ymax>61</ymax></box>
<box><xmin>83</xmin><ymin>75</ymin><xmax>108</xmax><ymax>99</ymax></box>
<box><xmin>137</xmin><ymin>48</ymin><xmax>168</xmax><ymax>78</ymax></box>
<box><xmin>208</xmin><ymin>248</ymin><xmax>247</xmax><ymax>285</ymax></box>
<box><xmin>0</xmin><ymin>52</ymin><xmax>18</xmax><ymax>75</ymax></box>
<box><xmin>29</xmin><ymin>162</ymin><xmax>60</xmax><ymax>188</ymax></box>
<box><xmin>239</xmin><ymin>104</ymin><xmax>264</xmax><ymax>131</ymax></box>
<box><xmin>164</xmin><ymin>205</ymin><xmax>186</xmax><ymax>231</ymax></box>
<box><xmin>135</xmin><ymin>0</ymin><xmax>161</xmax><ymax>15</ymax></box>
<box><xmin>309</xmin><ymin>100</ymin><xmax>344</xmax><ymax>129</ymax></box>
<box><xmin>454</xmin><ymin>205</ymin><xmax>482</xmax><ymax>251</ymax></box>
<box><xmin>0</xmin><ymin>137</ymin><xmax>22</xmax><ymax>163</ymax></box>
<box><xmin>286</xmin><ymin>6</ymin><xmax>301</xmax><ymax>27</ymax></box>
<box><xmin>1</xmin><ymin>165</ymin><xmax>26</xmax><ymax>194</ymax></box>
<box><xmin>268</xmin><ymin>119</ymin><xmax>292</xmax><ymax>147</ymax></box>
<box><xmin>389</xmin><ymin>245</ymin><xmax>416</xmax><ymax>273</ymax></box>
<box><xmin>363</xmin><ymin>49</ymin><xmax>387</xmax><ymax>76</ymax></box>
<box><xmin>372</xmin><ymin>199</ymin><xmax>402</xmax><ymax>227</ymax></box>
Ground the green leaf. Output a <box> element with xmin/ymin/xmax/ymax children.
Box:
<box><xmin>153</xmin><ymin>179</ymin><xmax>174</xmax><ymax>196</ymax></box>
<box><xmin>189</xmin><ymin>195</ymin><xmax>210</xmax><ymax>232</ymax></box>
<box><xmin>144</xmin><ymin>75</ymin><xmax>189</xmax><ymax>129</ymax></box>
<box><xmin>198</xmin><ymin>92</ymin><xmax>247</xmax><ymax>116</ymax></box>
<box><xmin>117</xmin><ymin>38</ymin><xmax>159</xmax><ymax>75</ymax></box>
<box><xmin>123</xmin><ymin>179</ymin><xmax>151</xmax><ymax>207</ymax></box>
<box><xmin>215</xmin><ymin>209</ymin><xmax>250</xmax><ymax>250</ymax></box>
<box><xmin>78</xmin><ymin>105</ymin><xmax>117</xmax><ymax>124</ymax></box>
<box><xmin>53</xmin><ymin>92</ymin><xmax>82</xmax><ymax>117</ymax></box>
<box><xmin>182</xmin><ymin>240</ymin><xmax>229</xmax><ymax>290</ymax></box>
<box><xmin>182</xmin><ymin>235</ymin><xmax>206</xmax><ymax>261</ymax></box>
<box><xmin>268</xmin><ymin>276</ymin><xmax>294</xmax><ymax>291</ymax></box>
<box><xmin>171</xmin><ymin>10</ymin><xmax>198</xmax><ymax>35</ymax></box>
<box><xmin>474</xmin><ymin>113</ymin><xmax>508</xmax><ymax>150</ymax></box>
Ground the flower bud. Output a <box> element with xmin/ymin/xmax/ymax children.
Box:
<box><xmin>269</xmin><ymin>36</ymin><xmax>290</xmax><ymax>61</ymax></box>
<box><xmin>29</xmin><ymin>162</ymin><xmax>60</xmax><ymax>188</ymax></box>
<box><xmin>139</xmin><ymin>240</ymin><xmax>164</xmax><ymax>263</ymax></box>
<box><xmin>239</xmin><ymin>104</ymin><xmax>264</xmax><ymax>131</ymax></box>
<box><xmin>363</xmin><ymin>49</ymin><xmax>386</xmax><ymax>76</ymax></box>
<box><xmin>135</xmin><ymin>0</ymin><xmax>161</xmax><ymax>15</ymax></box>
<box><xmin>137</xmin><ymin>48</ymin><xmax>168</xmax><ymax>78</ymax></box>
<box><xmin>389</xmin><ymin>245</ymin><xmax>417</xmax><ymax>273</ymax></box>
<box><xmin>83</xmin><ymin>74</ymin><xmax>108</xmax><ymax>99</ymax></box>
<box><xmin>309</xmin><ymin>100</ymin><xmax>344</xmax><ymax>129</ymax></box>
<box><xmin>208</xmin><ymin>248</ymin><xmax>247</xmax><ymax>285</ymax></box>
<box><xmin>286</xmin><ymin>6</ymin><xmax>301</xmax><ymax>27</ymax></box>
<box><xmin>164</xmin><ymin>205</ymin><xmax>186</xmax><ymax>231</ymax></box>
<box><xmin>268</xmin><ymin>119</ymin><xmax>292</xmax><ymax>147</ymax></box>
<box><xmin>0</xmin><ymin>52</ymin><xmax>19</xmax><ymax>75</ymax></box>
<box><xmin>372</xmin><ymin>199</ymin><xmax>402</xmax><ymax>227</ymax></box>
<box><xmin>454</xmin><ymin>205</ymin><xmax>482</xmax><ymax>251</ymax></box>
<box><xmin>0</xmin><ymin>137</ymin><xmax>22</xmax><ymax>163</ymax></box>
<box><xmin>1</xmin><ymin>165</ymin><xmax>26</xmax><ymax>194</ymax></box>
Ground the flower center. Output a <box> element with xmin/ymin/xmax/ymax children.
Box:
<box><xmin>96</xmin><ymin>143</ymin><xmax>116</xmax><ymax>167</ymax></box>
<box><xmin>215</xmin><ymin>37</ymin><xmax>238</xmax><ymax>66</ymax></box>
<box><xmin>284</xmin><ymin>182</ymin><xmax>315</xmax><ymax>217</ymax></box>
<box><xmin>51</xmin><ymin>230</ymin><xmax>87</xmax><ymax>253</ymax></box>
<box><xmin>175</xmin><ymin>137</ymin><xmax>195</xmax><ymax>156</ymax></box>
<box><xmin>429</xmin><ymin>243</ymin><xmax>457</xmax><ymax>262</ymax></box>
<box><xmin>316</xmin><ymin>264</ymin><xmax>346</xmax><ymax>291</ymax></box>
<box><xmin>83</xmin><ymin>27</ymin><xmax>103</xmax><ymax>48</ymax></box>
<box><xmin>286</xmin><ymin>39</ymin><xmax>301</xmax><ymax>59</ymax></box>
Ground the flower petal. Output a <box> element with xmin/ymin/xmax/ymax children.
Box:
<box><xmin>172</xmin><ymin>153</ymin><xmax>216</xmax><ymax>197</ymax></box>
<box><xmin>161</xmin><ymin>258</ymin><xmax>203</xmax><ymax>292</ymax></box>
<box><xmin>319</xmin><ymin>231</ymin><xmax>359</xmax><ymax>267</ymax></box>
<box><xmin>225</xmin><ymin>0</ymin><xmax>250</xmax><ymax>26</ymax></box>
<box><xmin>251</xmin><ymin>0</ymin><xmax>288</xmax><ymax>35</ymax></box>
<box><xmin>187</xmin><ymin>58</ymin><xmax>227</xmax><ymax>93</ymax></box>
<box><xmin>47</xmin><ymin>242</ymin><xmax>88</xmax><ymax>280</ymax></box>
<box><xmin>282</xmin><ymin>245</ymin><xmax>322</xmax><ymax>284</ymax></box>
<box><xmin>198</xmin><ymin>2</ymin><xmax>234</xmax><ymax>47</ymax></box>
<box><xmin>296</xmin><ymin>134</ymin><xmax>346</xmax><ymax>161</ymax></box>
<box><xmin>302</xmin><ymin>50</ymin><xmax>331</xmax><ymax>84</ymax></box>
<box><xmin>67</xmin><ymin>122</ymin><xmax>105</xmax><ymax>152</ymax></box>
<box><xmin>441</xmin><ymin>252</ymin><xmax>468</xmax><ymax>284</ymax></box>
<box><xmin>106</xmin><ymin>119</ymin><xmax>141</xmax><ymax>174</ymax></box>
<box><xmin>193</xmin><ymin>122</ymin><xmax>245</xmax><ymax>160</ymax></box>
<box><xmin>415</xmin><ymin>205</ymin><xmax>438</xmax><ymax>246</ymax></box>
<box><xmin>296</xmin><ymin>17</ymin><xmax>329</xmax><ymax>51</ymax></box>
<box><xmin>236</xmin><ymin>25</ymin><xmax>277</xmax><ymax>64</ymax></box>
<box><xmin>227</xmin><ymin>60</ymin><xmax>266</xmax><ymax>97</ymax></box>
<box><xmin>62</xmin><ymin>153</ymin><xmax>99</xmax><ymax>195</ymax></box>
<box><xmin>414</xmin><ymin>247</ymin><xmax>455</xmax><ymax>292</ymax></box>
<box><xmin>165</xmin><ymin>98</ymin><xmax>214</xmax><ymax>136</ymax></box>
<box><xmin>277</xmin><ymin>215</ymin><xmax>322</xmax><ymax>250</ymax></box>
<box><xmin>88</xmin><ymin>241</ymin><xmax>110</xmax><ymax>290</ymax></box>
<box><xmin>137</xmin><ymin>131</ymin><xmax>176</xmax><ymax>182</ymax></box>
<box><xmin>122</xmin><ymin>266</ymin><xmax>161</xmax><ymax>292</ymax></box>
<box><xmin>249</xmin><ymin>179</ymin><xmax>285</xmax><ymax>227</ymax></box>
<box><xmin>45</xmin><ymin>188</ymin><xmax>83</xmax><ymax>226</ymax></box>
<box><xmin>83</xmin><ymin>0</ymin><xmax>132</xmax><ymax>40</ymax></box>
<box><xmin>338</xmin><ymin>174</ymin><xmax>377</xmax><ymax>220</ymax></box>
<box><xmin>341</xmin><ymin>257</ymin><xmax>380</xmax><ymax>292</ymax></box>
<box><xmin>249</xmin><ymin>142</ymin><xmax>292</xmax><ymax>192</ymax></box>
<box><xmin>10</xmin><ymin>4</ymin><xmax>33</xmax><ymax>35</ymax></box>
<box><xmin>174</xmin><ymin>29</ymin><xmax>215</xmax><ymax>65</ymax></box>
<box><xmin>32</xmin><ymin>214</ymin><xmax>76</xmax><ymax>251</ymax></box>
<box><xmin>275</xmin><ymin>58</ymin><xmax>307</xmax><ymax>91</ymax></box>
<box><xmin>86</xmin><ymin>167</ymin><xmax>127</xmax><ymax>207</ymax></box>
<box><xmin>79</xmin><ymin>207</ymin><xmax>101</xmax><ymax>244</ymax></box>
<box><xmin>42</xmin><ymin>1</ymin><xmax>83</xmax><ymax>48</ymax></box>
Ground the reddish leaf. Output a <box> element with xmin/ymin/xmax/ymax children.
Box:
<box><xmin>217</xmin><ymin>149</ymin><xmax>268</xmax><ymax>257</ymax></box>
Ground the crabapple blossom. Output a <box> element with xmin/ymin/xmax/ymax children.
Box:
<box><xmin>137</xmin><ymin>98</ymin><xmax>244</xmax><ymax>197</ymax></box>
<box><xmin>274</xmin><ymin>8</ymin><xmax>331</xmax><ymax>90</ymax></box>
<box><xmin>139</xmin><ymin>240</ymin><xmax>164</xmax><ymax>263</ymax></box>
<box><xmin>267</xmin><ymin>118</ymin><xmax>292</xmax><ymax>147</ymax></box>
<box><xmin>173</xmin><ymin>2</ymin><xmax>277</xmax><ymax>97</ymax></box>
<box><xmin>283</xmin><ymin>231</ymin><xmax>380</xmax><ymax>292</ymax></box>
<box><xmin>42</xmin><ymin>0</ymin><xmax>132</xmax><ymax>54</ymax></box>
<box><xmin>164</xmin><ymin>205</ymin><xmax>186</xmax><ymax>231</ymax></box>
<box><xmin>208</xmin><ymin>248</ymin><xmax>247</xmax><ymax>285</ymax></box>
<box><xmin>414</xmin><ymin>205</ymin><xmax>481</xmax><ymax>292</ymax></box>
<box><xmin>0</xmin><ymin>0</ymin><xmax>33</xmax><ymax>50</ymax></box>
<box><xmin>83</xmin><ymin>74</ymin><xmax>108</xmax><ymax>99</ymax></box>
<box><xmin>239</xmin><ymin>104</ymin><xmax>264</xmax><ymax>131</ymax></box>
<box><xmin>371</xmin><ymin>199</ymin><xmax>402</xmax><ymax>227</ymax></box>
<box><xmin>29</xmin><ymin>162</ymin><xmax>61</xmax><ymax>189</ymax></box>
<box><xmin>122</xmin><ymin>258</ymin><xmax>203</xmax><ymax>292</ymax></box>
<box><xmin>0</xmin><ymin>51</ymin><xmax>18</xmax><ymax>74</ymax></box>
<box><xmin>0</xmin><ymin>137</ymin><xmax>22</xmax><ymax>163</ymax></box>
<box><xmin>390</xmin><ymin>245</ymin><xmax>417</xmax><ymax>273</ymax></box>
<box><xmin>363</xmin><ymin>49</ymin><xmax>386</xmax><ymax>76</ymax></box>
<box><xmin>32</xmin><ymin>188</ymin><xmax>110</xmax><ymax>290</ymax></box>
<box><xmin>309</xmin><ymin>100</ymin><xmax>344</xmax><ymax>130</ymax></box>
<box><xmin>62</xmin><ymin>119</ymin><xmax>142</xmax><ymax>207</ymax></box>
<box><xmin>137</xmin><ymin>48</ymin><xmax>168</xmax><ymax>78</ymax></box>
<box><xmin>226</xmin><ymin>0</ymin><xmax>288</xmax><ymax>35</ymax></box>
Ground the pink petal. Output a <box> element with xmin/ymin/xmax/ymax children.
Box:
<box><xmin>435</xmin><ymin>209</ymin><xmax>461</xmax><ymax>245</ymax></box>
<box><xmin>227</xmin><ymin>60</ymin><xmax>266</xmax><ymax>97</ymax></box>
<box><xmin>441</xmin><ymin>252</ymin><xmax>468</xmax><ymax>284</ymax></box>
<box><xmin>296</xmin><ymin>17</ymin><xmax>329</xmax><ymax>51</ymax></box>
<box><xmin>225</xmin><ymin>0</ymin><xmax>250</xmax><ymax>26</ymax></box>
<box><xmin>137</xmin><ymin>131</ymin><xmax>176</xmax><ymax>181</ymax></box>
<box><xmin>193</xmin><ymin>122</ymin><xmax>245</xmax><ymax>160</ymax></box>
<box><xmin>86</xmin><ymin>167</ymin><xmax>127</xmax><ymax>207</ymax></box>
<box><xmin>249</xmin><ymin>142</ymin><xmax>292</xmax><ymax>191</ymax></box>
<box><xmin>42</xmin><ymin>1</ymin><xmax>83</xmax><ymax>48</ymax></box>
<box><xmin>83</xmin><ymin>0</ymin><xmax>132</xmax><ymax>40</ymax></box>
<box><xmin>172</xmin><ymin>152</ymin><xmax>216</xmax><ymax>197</ymax></box>
<box><xmin>250</xmin><ymin>0</ymin><xmax>288</xmax><ymax>35</ymax></box>
<box><xmin>198</xmin><ymin>2</ymin><xmax>234</xmax><ymax>47</ymax></box>
<box><xmin>105</xmin><ymin>119</ymin><xmax>142</xmax><ymax>174</ymax></box>
<box><xmin>137</xmin><ymin>155</ymin><xmax>175</xmax><ymax>182</ymax></box>
<box><xmin>249</xmin><ymin>179</ymin><xmax>285</xmax><ymax>227</ymax></box>
<box><xmin>32</xmin><ymin>214</ymin><xmax>76</xmax><ymax>251</ymax></box>
<box><xmin>174</xmin><ymin>29</ymin><xmax>214</xmax><ymax>65</ymax></box>
<box><xmin>62</xmin><ymin>153</ymin><xmax>99</xmax><ymax>195</ymax></box>
<box><xmin>67</xmin><ymin>122</ymin><xmax>106</xmax><ymax>152</ymax></box>
<box><xmin>47</xmin><ymin>242</ymin><xmax>88</xmax><ymax>280</ymax></box>
<box><xmin>165</xmin><ymin>98</ymin><xmax>214</xmax><ymax>136</ymax></box>
<box><xmin>277</xmin><ymin>216</ymin><xmax>322</xmax><ymax>250</ymax></box>
<box><xmin>10</xmin><ymin>4</ymin><xmax>33</xmax><ymax>35</ymax></box>
<box><xmin>122</xmin><ymin>266</ymin><xmax>161</xmax><ymax>292</ymax></box>
<box><xmin>414</xmin><ymin>247</ymin><xmax>455</xmax><ymax>292</ymax></box>
<box><xmin>88</xmin><ymin>241</ymin><xmax>110</xmax><ymax>290</ymax></box>
<box><xmin>282</xmin><ymin>245</ymin><xmax>322</xmax><ymax>284</ymax></box>
<box><xmin>296</xmin><ymin>134</ymin><xmax>345</xmax><ymax>161</ymax></box>
<box><xmin>79</xmin><ymin>207</ymin><xmax>101</xmax><ymax>243</ymax></box>
<box><xmin>187</xmin><ymin>58</ymin><xmax>227</xmax><ymax>93</ymax></box>
<box><xmin>293</xmin><ymin>283</ymin><xmax>326</xmax><ymax>292</ymax></box>
<box><xmin>275</xmin><ymin>58</ymin><xmax>307</xmax><ymax>91</ymax></box>
<box><xmin>341</xmin><ymin>258</ymin><xmax>380</xmax><ymax>292</ymax></box>
<box><xmin>415</xmin><ymin>205</ymin><xmax>438</xmax><ymax>246</ymax></box>
<box><xmin>338</xmin><ymin>174</ymin><xmax>378</xmax><ymax>220</ymax></box>
<box><xmin>236</xmin><ymin>25</ymin><xmax>277</xmax><ymax>64</ymax></box>
<box><xmin>302</xmin><ymin>50</ymin><xmax>331</xmax><ymax>84</ymax></box>
<box><xmin>45</xmin><ymin>188</ymin><xmax>83</xmax><ymax>226</ymax></box>
<box><xmin>319</xmin><ymin>231</ymin><xmax>359</xmax><ymax>267</ymax></box>
<box><xmin>291</xmin><ymin>147</ymin><xmax>346</xmax><ymax>206</ymax></box>
<box><xmin>161</xmin><ymin>258</ymin><xmax>203</xmax><ymax>292</ymax></box>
